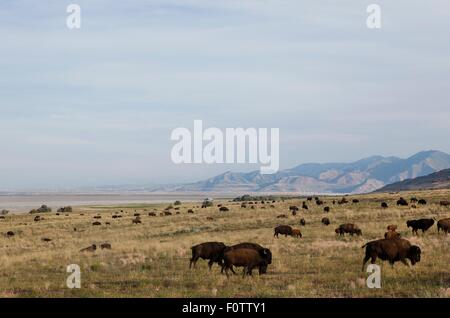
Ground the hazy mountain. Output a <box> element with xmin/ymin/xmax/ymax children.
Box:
<box><xmin>375</xmin><ymin>168</ymin><xmax>450</xmax><ymax>192</ymax></box>
<box><xmin>168</xmin><ymin>150</ymin><xmax>450</xmax><ymax>194</ymax></box>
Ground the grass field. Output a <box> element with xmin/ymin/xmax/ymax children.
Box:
<box><xmin>0</xmin><ymin>190</ymin><xmax>449</xmax><ymax>298</ymax></box>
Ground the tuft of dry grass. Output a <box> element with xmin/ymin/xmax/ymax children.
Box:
<box><xmin>0</xmin><ymin>189</ymin><xmax>449</xmax><ymax>297</ymax></box>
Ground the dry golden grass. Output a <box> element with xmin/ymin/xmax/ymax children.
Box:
<box><xmin>0</xmin><ymin>189</ymin><xmax>449</xmax><ymax>297</ymax></box>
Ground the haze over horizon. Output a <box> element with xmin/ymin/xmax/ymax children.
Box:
<box><xmin>1</xmin><ymin>1</ymin><xmax>450</xmax><ymax>189</ymax></box>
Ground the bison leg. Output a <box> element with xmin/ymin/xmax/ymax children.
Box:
<box><xmin>230</xmin><ymin>266</ymin><xmax>237</xmax><ymax>275</ymax></box>
<box><xmin>362</xmin><ymin>254</ymin><xmax>371</xmax><ymax>271</ymax></box>
<box><xmin>401</xmin><ymin>259</ymin><xmax>410</xmax><ymax>267</ymax></box>
<box><xmin>208</xmin><ymin>260</ymin><xmax>214</xmax><ymax>270</ymax></box>
<box><xmin>189</xmin><ymin>256</ymin><xmax>198</xmax><ymax>269</ymax></box>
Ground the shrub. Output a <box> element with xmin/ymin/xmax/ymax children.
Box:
<box><xmin>174</xmin><ymin>200</ymin><xmax>182</xmax><ymax>206</ymax></box>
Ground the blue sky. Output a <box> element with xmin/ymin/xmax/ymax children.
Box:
<box><xmin>1</xmin><ymin>0</ymin><xmax>450</xmax><ymax>189</ymax></box>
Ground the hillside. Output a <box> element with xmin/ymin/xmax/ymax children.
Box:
<box><xmin>165</xmin><ymin>150</ymin><xmax>450</xmax><ymax>194</ymax></box>
<box><xmin>375</xmin><ymin>168</ymin><xmax>450</xmax><ymax>192</ymax></box>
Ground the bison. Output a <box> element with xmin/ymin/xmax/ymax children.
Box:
<box><xmin>321</xmin><ymin>217</ymin><xmax>330</xmax><ymax>226</ymax></box>
<box><xmin>220</xmin><ymin>242</ymin><xmax>272</xmax><ymax>275</ymax></box>
<box><xmin>381</xmin><ymin>202</ymin><xmax>388</xmax><ymax>209</ymax></box>
<box><xmin>417</xmin><ymin>199</ymin><xmax>427</xmax><ymax>205</ymax></box>
<box><xmin>219</xmin><ymin>206</ymin><xmax>229</xmax><ymax>212</ymax></box>
<box><xmin>80</xmin><ymin>244</ymin><xmax>97</xmax><ymax>252</ymax></box>
<box><xmin>276</xmin><ymin>214</ymin><xmax>288</xmax><ymax>219</ymax></box>
<box><xmin>361</xmin><ymin>238</ymin><xmax>421</xmax><ymax>271</ymax></box>
<box><xmin>397</xmin><ymin>197</ymin><xmax>408</xmax><ymax>206</ymax></box>
<box><xmin>323</xmin><ymin>206</ymin><xmax>330</xmax><ymax>213</ymax></box>
<box><xmin>274</xmin><ymin>225</ymin><xmax>293</xmax><ymax>238</ymax></box>
<box><xmin>352</xmin><ymin>199</ymin><xmax>359</xmax><ymax>204</ymax></box>
<box><xmin>336</xmin><ymin>223</ymin><xmax>362</xmax><ymax>236</ymax></box>
<box><xmin>302</xmin><ymin>202</ymin><xmax>308</xmax><ymax>210</ymax></box>
<box><xmin>440</xmin><ymin>200</ymin><xmax>450</xmax><ymax>207</ymax></box>
<box><xmin>100</xmin><ymin>243</ymin><xmax>112</xmax><ymax>249</ymax></box>
<box><xmin>386</xmin><ymin>224</ymin><xmax>398</xmax><ymax>232</ymax></box>
<box><xmin>300</xmin><ymin>218</ymin><xmax>306</xmax><ymax>226</ymax></box>
<box><xmin>289</xmin><ymin>206</ymin><xmax>299</xmax><ymax>212</ymax></box>
<box><xmin>406</xmin><ymin>219</ymin><xmax>434</xmax><ymax>235</ymax></box>
<box><xmin>92</xmin><ymin>221</ymin><xmax>101</xmax><ymax>226</ymax></box>
<box><xmin>437</xmin><ymin>218</ymin><xmax>450</xmax><ymax>234</ymax></box>
<box><xmin>190</xmin><ymin>242</ymin><xmax>227</xmax><ymax>270</ymax></box>
<box><xmin>291</xmin><ymin>228</ymin><xmax>302</xmax><ymax>238</ymax></box>
<box><xmin>222</xmin><ymin>248</ymin><xmax>271</xmax><ymax>277</ymax></box>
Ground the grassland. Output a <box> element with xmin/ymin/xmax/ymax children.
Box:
<box><xmin>0</xmin><ymin>189</ymin><xmax>449</xmax><ymax>298</ymax></box>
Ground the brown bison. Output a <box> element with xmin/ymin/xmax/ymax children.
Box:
<box><xmin>321</xmin><ymin>217</ymin><xmax>330</xmax><ymax>226</ymax></box>
<box><xmin>148</xmin><ymin>212</ymin><xmax>157</xmax><ymax>216</ymax></box>
<box><xmin>187</xmin><ymin>209</ymin><xmax>194</xmax><ymax>214</ymax></box>
<box><xmin>100</xmin><ymin>243</ymin><xmax>112</xmax><ymax>249</ymax></box>
<box><xmin>276</xmin><ymin>214</ymin><xmax>287</xmax><ymax>219</ymax></box>
<box><xmin>300</xmin><ymin>218</ymin><xmax>306</xmax><ymax>226</ymax></box>
<box><xmin>289</xmin><ymin>206</ymin><xmax>299</xmax><ymax>212</ymax></box>
<box><xmin>361</xmin><ymin>238</ymin><xmax>421</xmax><ymax>271</ymax></box>
<box><xmin>406</xmin><ymin>219</ymin><xmax>434</xmax><ymax>235</ymax></box>
<box><xmin>384</xmin><ymin>231</ymin><xmax>401</xmax><ymax>239</ymax></box>
<box><xmin>381</xmin><ymin>202</ymin><xmax>388</xmax><ymax>209</ymax></box>
<box><xmin>92</xmin><ymin>221</ymin><xmax>101</xmax><ymax>226</ymax></box>
<box><xmin>190</xmin><ymin>242</ymin><xmax>227</xmax><ymax>270</ymax></box>
<box><xmin>437</xmin><ymin>218</ymin><xmax>450</xmax><ymax>234</ymax></box>
<box><xmin>386</xmin><ymin>224</ymin><xmax>398</xmax><ymax>232</ymax></box>
<box><xmin>132</xmin><ymin>218</ymin><xmax>142</xmax><ymax>224</ymax></box>
<box><xmin>397</xmin><ymin>197</ymin><xmax>408</xmax><ymax>206</ymax></box>
<box><xmin>352</xmin><ymin>199</ymin><xmax>359</xmax><ymax>203</ymax></box>
<box><xmin>274</xmin><ymin>225</ymin><xmax>293</xmax><ymax>238</ymax></box>
<box><xmin>291</xmin><ymin>228</ymin><xmax>302</xmax><ymax>238</ymax></box>
<box><xmin>219</xmin><ymin>206</ymin><xmax>229</xmax><ymax>212</ymax></box>
<box><xmin>440</xmin><ymin>201</ymin><xmax>450</xmax><ymax>207</ymax></box>
<box><xmin>222</xmin><ymin>248</ymin><xmax>271</xmax><ymax>277</ymax></box>
<box><xmin>220</xmin><ymin>242</ymin><xmax>272</xmax><ymax>275</ymax></box>
<box><xmin>336</xmin><ymin>223</ymin><xmax>362</xmax><ymax>236</ymax></box>
<box><xmin>323</xmin><ymin>206</ymin><xmax>330</xmax><ymax>213</ymax></box>
<box><xmin>302</xmin><ymin>202</ymin><xmax>308</xmax><ymax>210</ymax></box>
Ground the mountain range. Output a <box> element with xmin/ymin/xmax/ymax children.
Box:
<box><xmin>157</xmin><ymin>150</ymin><xmax>450</xmax><ymax>194</ymax></box>
<box><xmin>375</xmin><ymin>168</ymin><xmax>450</xmax><ymax>192</ymax></box>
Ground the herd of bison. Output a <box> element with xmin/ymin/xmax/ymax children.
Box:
<box><xmin>190</xmin><ymin>196</ymin><xmax>450</xmax><ymax>277</ymax></box>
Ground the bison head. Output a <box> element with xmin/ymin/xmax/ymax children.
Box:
<box><xmin>259</xmin><ymin>248</ymin><xmax>272</xmax><ymax>264</ymax></box>
<box><xmin>406</xmin><ymin>220</ymin><xmax>413</xmax><ymax>228</ymax></box>
<box><xmin>408</xmin><ymin>245</ymin><xmax>421</xmax><ymax>265</ymax></box>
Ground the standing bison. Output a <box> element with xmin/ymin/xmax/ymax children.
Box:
<box><xmin>406</xmin><ymin>219</ymin><xmax>434</xmax><ymax>235</ymax></box>
<box><xmin>220</xmin><ymin>243</ymin><xmax>272</xmax><ymax>275</ymax></box>
<box><xmin>335</xmin><ymin>223</ymin><xmax>362</xmax><ymax>236</ymax></box>
<box><xmin>381</xmin><ymin>202</ymin><xmax>388</xmax><ymax>209</ymax></box>
<box><xmin>222</xmin><ymin>248</ymin><xmax>272</xmax><ymax>277</ymax></box>
<box><xmin>396</xmin><ymin>198</ymin><xmax>408</xmax><ymax>206</ymax></box>
<box><xmin>437</xmin><ymin>218</ymin><xmax>450</xmax><ymax>234</ymax></box>
<box><xmin>274</xmin><ymin>225</ymin><xmax>293</xmax><ymax>238</ymax></box>
<box><xmin>190</xmin><ymin>242</ymin><xmax>227</xmax><ymax>270</ymax></box>
<box><xmin>361</xmin><ymin>238</ymin><xmax>421</xmax><ymax>270</ymax></box>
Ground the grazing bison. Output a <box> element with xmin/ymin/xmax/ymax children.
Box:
<box><xmin>41</xmin><ymin>237</ymin><xmax>52</xmax><ymax>242</ymax></box>
<box><xmin>418</xmin><ymin>199</ymin><xmax>427</xmax><ymax>205</ymax></box>
<box><xmin>100</xmin><ymin>243</ymin><xmax>112</xmax><ymax>249</ymax></box>
<box><xmin>321</xmin><ymin>217</ymin><xmax>330</xmax><ymax>226</ymax></box>
<box><xmin>241</xmin><ymin>203</ymin><xmax>247</xmax><ymax>208</ymax></box>
<box><xmin>315</xmin><ymin>200</ymin><xmax>324</xmax><ymax>206</ymax></box>
<box><xmin>219</xmin><ymin>207</ymin><xmax>229</xmax><ymax>212</ymax></box>
<box><xmin>381</xmin><ymin>202</ymin><xmax>388</xmax><ymax>209</ymax></box>
<box><xmin>221</xmin><ymin>243</ymin><xmax>272</xmax><ymax>275</ymax></box>
<box><xmin>132</xmin><ymin>218</ymin><xmax>142</xmax><ymax>224</ymax></box>
<box><xmin>440</xmin><ymin>200</ymin><xmax>450</xmax><ymax>207</ymax></box>
<box><xmin>406</xmin><ymin>219</ymin><xmax>434</xmax><ymax>235</ymax></box>
<box><xmin>92</xmin><ymin>221</ymin><xmax>101</xmax><ymax>226</ymax></box>
<box><xmin>6</xmin><ymin>231</ymin><xmax>15</xmax><ymax>237</ymax></box>
<box><xmin>410</xmin><ymin>197</ymin><xmax>418</xmax><ymax>203</ymax></box>
<box><xmin>190</xmin><ymin>242</ymin><xmax>227</xmax><ymax>270</ymax></box>
<box><xmin>222</xmin><ymin>248</ymin><xmax>271</xmax><ymax>277</ymax></box>
<box><xmin>34</xmin><ymin>215</ymin><xmax>42</xmax><ymax>222</ymax></box>
<box><xmin>437</xmin><ymin>218</ymin><xmax>450</xmax><ymax>234</ymax></box>
<box><xmin>300</xmin><ymin>218</ymin><xmax>306</xmax><ymax>226</ymax></box>
<box><xmin>289</xmin><ymin>206</ymin><xmax>299</xmax><ymax>212</ymax></box>
<box><xmin>361</xmin><ymin>238</ymin><xmax>421</xmax><ymax>271</ymax></box>
<box><xmin>187</xmin><ymin>209</ymin><xmax>194</xmax><ymax>214</ymax></box>
<box><xmin>302</xmin><ymin>202</ymin><xmax>308</xmax><ymax>210</ymax></box>
<box><xmin>352</xmin><ymin>199</ymin><xmax>359</xmax><ymax>204</ymax></box>
<box><xmin>384</xmin><ymin>231</ymin><xmax>401</xmax><ymax>239</ymax></box>
<box><xmin>291</xmin><ymin>228</ymin><xmax>302</xmax><ymax>238</ymax></box>
<box><xmin>277</xmin><ymin>214</ymin><xmax>287</xmax><ymax>219</ymax></box>
<box><xmin>336</xmin><ymin>223</ymin><xmax>362</xmax><ymax>236</ymax></box>
<box><xmin>274</xmin><ymin>225</ymin><xmax>293</xmax><ymax>238</ymax></box>
<box><xmin>93</xmin><ymin>216</ymin><xmax>101</xmax><ymax>219</ymax></box>
<box><xmin>338</xmin><ymin>197</ymin><xmax>348</xmax><ymax>204</ymax></box>
<box><xmin>134</xmin><ymin>213</ymin><xmax>140</xmax><ymax>217</ymax></box>
<box><xmin>397</xmin><ymin>197</ymin><xmax>408</xmax><ymax>206</ymax></box>
<box><xmin>307</xmin><ymin>197</ymin><xmax>313</xmax><ymax>201</ymax></box>
<box><xmin>148</xmin><ymin>212</ymin><xmax>157</xmax><ymax>216</ymax></box>
<box><xmin>80</xmin><ymin>244</ymin><xmax>97</xmax><ymax>252</ymax></box>
<box><xmin>323</xmin><ymin>206</ymin><xmax>330</xmax><ymax>213</ymax></box>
